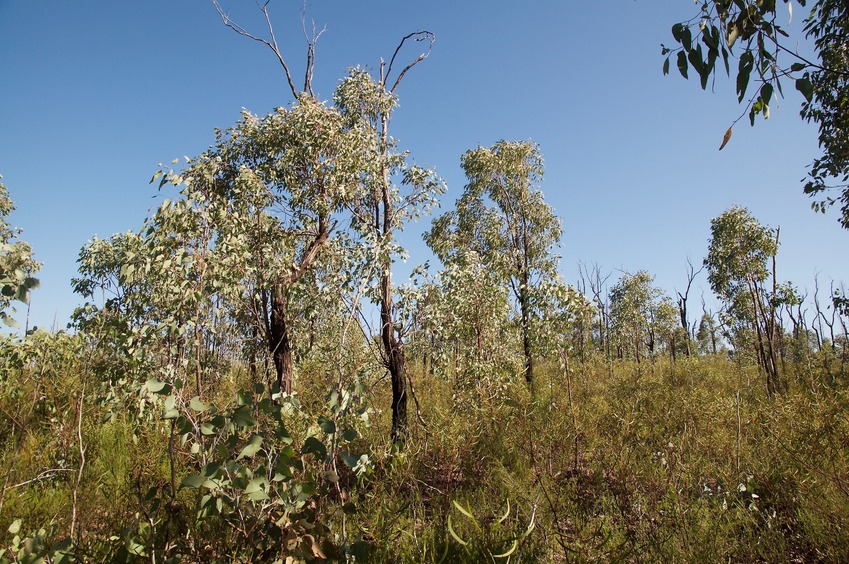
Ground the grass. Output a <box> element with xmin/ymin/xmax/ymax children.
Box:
<box><xmin>2</xmin><ymin>341</ymin><xmax>849</xmax><ymax>562</ymax></box>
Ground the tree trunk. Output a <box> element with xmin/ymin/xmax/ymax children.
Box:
<box><xmin>270</xmin><ymin>285</ymin><xmax>294</xmax><ymax>395</ymax></box>
<box><xmin>519</xmin><ymin>285</ymin><xmax>534</xmax><ymax>384</ymax></box>
<box><xmin>381</xmin><ymin>265</ymin><xmax>407</xmax><ymax>443</ymax></box>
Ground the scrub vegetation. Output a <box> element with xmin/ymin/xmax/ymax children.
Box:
<box><xmin>3</xmin><ymin>1</ymin><xmax>849</xmax><ymax>561</ymax></box>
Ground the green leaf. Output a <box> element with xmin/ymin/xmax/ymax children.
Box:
<box><xmin>231</xmin><ymin>405</ymin><xmax>255</xmax><ymax>428</ymax></box>
<box><xmin>737</xmin><ymin>51</ymin><xmax>754</xmax><ymax>96</ymax></box>
<box><xmin>301</xmin><ymin>436</ymin><xmax>328</xmax><ymax>460</ymax></box>
<box><xmin>790</xmin><ymin>62</ymin><xmax>806</xmax><ymax>72</ymax></box>
<box><xmin>237</xmin><ymin>435</ymin><xmax>263</xmax><ymax>460</ymax></box>
<box><xmin>452</xmin><ymin>500</ymin><xmax>475</xmax><ymax>520</ymax></box>
<box><xmin>189</xmin><ymin>396</ymin><xmax>211</xmax><ymax>412</ymax></box>
<box><xmin>681</xmin><ymin>26</ymin><xmax>692</xmax><ymax>49</ymax></box>
<box><xmin>688</xmin><ymin>44</ymin><xmax>704</xmax><ymax>77</ymax></box>
<box><xmin>447</xmin><ymin>514</ymin><xmax>468</xmax><ymax>546</ymax></box>
<box><xmin>181</xmin><ymin>474</ymin><xmax>203</xmax><ymax>489</ymax></box>
<box><xmin>672</xmin><ymin>23</ymin><xmax>684</xmax><ymax>42</ymax></box>
<box><xmin>796</xmin><ymin>76</ymin><xmax>814</xmax><ymax>102</ymax></box>
<box><xmin>163</xmin><ymin>395</ymin><xmax>179</xmax><ymax>420</ymax></box>
<box><xmin>737</xmin><ymin>68</ymin><xmax>751</xmax><ymax>102</ymax></box>
<box><xmin>760</xmin><ymin>83</ymin><xmax>774</xmax><ymax>105</ymax></box>
<box><xmin>245</xmin><ymin>477</ymin><xmax>270</xmax><ymax>501</ymax></box>
<box><xmin>677</xmin><ymin>50</ymin><xmax>689</xmax><ymax>79</ymax></box>
<box><xmin>7</xmin><ymin>519</ymin><xmax>21</xmax><ymax>535</ymax></box>
<box><xmin>144</xmin><ymin>378</ymin><xmax>170</xmax><ymax>394</ymax></box>
<box><xmin>341</xmin><ymin>451</ymin><xmax>360</xmax><ymax>468</ymax></box>
<box><xmin>318</xmin><ymin>416</ymin><xmax>336</xmax><ymax>435</ymax></box>
<box><xmin>492</xmin><ymin>540</ymin><xmax>518</xmax><ymax>559</ymax></box>
<box><xmin>497</xmin><ymin>499</ymin><xmax>511</xmax><ymax>524</ymax></box>
<box><xmin>663</xmin><ymin>56</ymin><xmax>670</xmax><ymax>76</ymax></box>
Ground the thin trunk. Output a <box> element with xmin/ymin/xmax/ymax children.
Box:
<box><xmin>520</xmin><ymin>284</ymin><xmax>534</xmax><ymax>384</ymax></box>
<box><xmin>748</xmin><ymin>279</ymin><xmax>777</xmax><ymax>396</ymax></box>
<box><xmin>270</xmin><ymin>285</ymin><xmax>294</xmax><ymax>395</ymax></box>
<box><xmin>562</xmin><ymin>351</ymin><xmax>579</xmax><ymax>471</ymax></box>
<box><xmin>378</xmin><ymin>111</ymin><xmax>407</xmax><ymax>444</ymax></box>
<box><xmin>382</xmin><ymin>265</ymin><xmax>406</xmax><ymax>443</ymax></box>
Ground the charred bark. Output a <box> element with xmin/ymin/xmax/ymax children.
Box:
<box><xmin>381</xmin><ymin>266</ymin><xmax>407</xmax><ymax>443</ymax></box>
<box><xmin>270</xmin><ymin>285</ymin><xmax>294</xmax><ymax>395</ymax></box>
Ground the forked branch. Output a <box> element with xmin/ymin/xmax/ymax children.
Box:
<box><xmin>381</xmin><ymin>31</ymin><xmax>435</xmax><ymax>94</ymax></box>
<box><xmin>211</xmin><ymin>0</ymin><xmax>301</xmax><ymax>98</ymax></box>
<box><xmin>300</xmin><ymin>10</ymin><xmax>327</xmax><ymax>98</ymax></box>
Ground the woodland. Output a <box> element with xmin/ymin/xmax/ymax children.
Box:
<box><xmin>2</xmin><ymin>1</ymin><xmax>849</xmax><ymax>562</ymax></box>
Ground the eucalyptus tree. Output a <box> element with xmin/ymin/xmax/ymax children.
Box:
<box><xmin>73</xmin><ymin>97</ymin><xmax>375</xmax><ymax>398</ymax></box>
<box><xmin>696</xmin><ymin>311</ymin><xmax>722</xmax><ymax>355</ymax></box>
<box><xmin>537</xmin><ymin>279</ymin><xmax>596</xmax><ymax>362</ymax></box>
<box><xmin>609</xmin><ymin>271</ymin><xmax>664</xmax><ymax>361</ymax></box>
<box><xmin>75</xmin><ymin>184</ymin><xmax>245</xmax><ymax>395</ymax></box>
<box><xmin>403</xmin><ymin>252</ymin><xmax>517</xmax><ymax>385</ymax></box>
<box><xmin>212</xmin><ymin>1</ymin><xmax>441</xmax><ymax>441</ymax></box>
<box><xmin>649</xmin><ymin>296</ymin><xmax>681</xmax><ymax>360</ymax></box>
<box><xmin>577</xmin><ymin>262</ymin><xmax>613</xmax><ymax>358</ymax></box>
<box><xmin>676</xmin><ymin>259</ymin><xmax>704</xmax><ymax>356</ymax></box>
<box><xmin>535</xmin><ymin>279</ymin><xmax>595</xmax><ymax>467</ymax></box>
<box><xmin>427</xmin><ymin>141</ymin><xmax>561</xmax><ymax>385</ymax></box>
<box><xmin>665</xmin><ymin>0</ymin><xmax>849</xmax><ymax>227</ymax></box>
<box><xmin>163</xmin><ymin>98</ymin><xmax>375</xmax><ymax>394</ymax></box>
<box><xmin>0</xmin><ymin>178</ymin><xmax>39</xmax><ymax>328</ymax></box>
<box><xmin>334</xmin><ymin>65</ymin><xmax>444</xmax><ymax>442</ymax></box>
<box><xmin>705</xmin><ymin>206</ymin><xmax>782</xmax><ymax>394</ymax></box>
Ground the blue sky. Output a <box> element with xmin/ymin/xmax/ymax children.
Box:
<box><xmin>1</xmin><ymin>1</ymin><xmax>846</xmax><ymax>331</ymax></box>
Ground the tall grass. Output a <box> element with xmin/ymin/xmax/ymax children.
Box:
<box><xmin>2</xmin><ymin>342</ymin><xmax>848</xmax><ymax>561</ymax></box>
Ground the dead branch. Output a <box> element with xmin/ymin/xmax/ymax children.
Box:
<box><xmin>211</xmin><ymin>0</ymin><xmax>300</xmax><ymax>98</ymax></box>
<box><xmin>300</xmin><ymin>7</ymin><xmax>326</xmax><ymax>97</ymax></box>
<box><xmin>381</xmin><ymin>31</ymin><xmax>435</xmax><ymax>94</ymax></box>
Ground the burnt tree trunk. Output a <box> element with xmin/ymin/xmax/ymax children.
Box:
<box><xmin>270</xmin><ymin>285</ymin><xmax>294</xmax><ymax>395</ymax></box>
<box><xmin>381</xmin><ymin>263</ymin><xmax>407</xmax><ymax>443</ymax></box>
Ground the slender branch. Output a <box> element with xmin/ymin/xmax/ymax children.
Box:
<box><xmin>406</xmin><ymin>372</ymin><xmax>429</xmax><ymax>431</ymax></box>
<box><xmin>8</xmin><ymin>468</ymin><xmax>74</xmax><ymax>490</ymax></box>
<box><xmin>384</xmin><ymin>31</ymin><xmax>435</xmax><ymax>94</ymax></box>
<box><xmin>212</xmin><ymin>0</ymin><xmax>299</xmax><ymax>98</ymax></box>
<box><xmin>70</xmin><ymin>382</ymin><xmax>86</xmax><ymax>542</ymax></box>
<box><xmin>300</xmin><ymin>9</ymin><xmax>326</xmax><ymax>97</ymax></box>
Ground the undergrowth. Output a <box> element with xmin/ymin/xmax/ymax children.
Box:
<box><xmin>2</xmin><ymin>339</ymin><xmax>848</xmax><ymax>562</ymax></box>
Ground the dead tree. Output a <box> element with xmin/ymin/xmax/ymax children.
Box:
<box><xmin>676</xmin><ymin>257</ymin><xmax>703</xmax><ymax>356</ymax></box>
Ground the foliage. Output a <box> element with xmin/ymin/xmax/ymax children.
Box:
<box><xmin>608</xmin><ymin>271</ymin><xmax>678</xmax><ymax>361</ymax></box>
<box><xmin>705</xmin><ymin>206</ymin><xmax>785</xmax><ymax>392</ymax></box>
<box><xmin>665</xmin><ymin>0</ymin><xmax>849</xmax><ymax>227</ymax></box>
<box><xmin>336</xmin><ymin>66</ymin><xmax>446</xmax><ymax>442</ymax></box>
<box><xmin>400</xmin><ymin>256</ymin><xmax>519</xmax><ymax>389</ymax></box>
<box><xmin>4</xmin><ymin>300</ymin><xmax>849</xmax><ymax>562</ymax></box>
<box><xmin>426</xmin><ymin>140</ymin><xmax>561</xmax><ymax>384</ymax></box>
<box><xmin>705</xmin><ymin>206</ymin><xmax>777</xmax><ymax>303</ymax></box>
<box><xmin>0</xmin><ymin>178</ymin><xmax>39</xmax><ymax>328</ymax></box>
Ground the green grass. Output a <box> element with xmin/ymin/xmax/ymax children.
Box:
<box><xmin>2</xmin><ymin>346</ymin><xmax>849</xmax><ymax>562</ymax></box>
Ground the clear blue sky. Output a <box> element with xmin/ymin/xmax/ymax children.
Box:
<box><xmin>1</xmin><ymin>1</ymin><xmax>846</xmax><ymax>331</ymax></box>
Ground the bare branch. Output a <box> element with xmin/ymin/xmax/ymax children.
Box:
<box><xmin>212</xmin><ymin>0</ymin><xmax>299</xmax><ymax>98</ymax></box>
<box><xmin>384</xmin><ymin>31</ymin><xmax>435</xmax><ymax>94</ymax></box>
<box><xmin>300</xmin><ymin>8</ymin><xmax>327</xmax><ymax>97</ymax></box>
<box><xmin>9</xmin><ymin>468</ymin><xmax>75</xmax><ymax>490</ymax></box>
